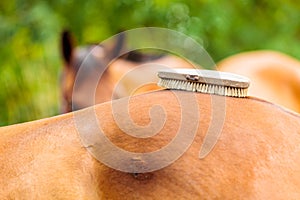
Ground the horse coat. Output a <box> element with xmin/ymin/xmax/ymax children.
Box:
<box><xmin>1</xmin><ymin>90</ymin><xmax>300</xmax><ymax>199</ymax></box>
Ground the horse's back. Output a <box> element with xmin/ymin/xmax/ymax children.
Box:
<box><xmin>1</xmin><ymin>90</ymin><xmax>300</xmax><ymax>199</ymax></box>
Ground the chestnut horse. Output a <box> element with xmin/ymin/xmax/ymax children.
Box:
<box><xmin>1</xmin><ymin>90</ymin><xmax>300</xmax><ymax>199</ymax></box>
<box><xmin>61</xmin><ymin>31</ymin><xmax>197</xmax><ymax>112</ymax></box>
<box><xmin>217</xmin><ymin>50</ymin><xmax>300</xmax><ymax>113</ymax></box>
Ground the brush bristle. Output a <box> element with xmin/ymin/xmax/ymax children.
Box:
<box><xmin>157</xmin><ymin>78</ymin><xmax>248</xmax><ymax>98</ymax></box>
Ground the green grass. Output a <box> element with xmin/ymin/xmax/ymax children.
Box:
<box><xmin>1</xmin><ymin>0</ymin><xmax>300</xmax><ymax>126</ymax></box>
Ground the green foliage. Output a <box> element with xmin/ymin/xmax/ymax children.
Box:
<box><xmin>1</xmin><ymin>0</ymin><xmax>300</xmax><ymax>126</ymax></box>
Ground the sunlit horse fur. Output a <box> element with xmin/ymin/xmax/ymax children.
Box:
<box><xmin>1</xmin><ymin>90</ymin><xmax>300</xmax><ymax>199</ymax></box>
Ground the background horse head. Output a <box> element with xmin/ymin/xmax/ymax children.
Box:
<box><xmin>60</xmin><ymin>31</ymin><xmax>197</xmax><ymax>112</ymax></box>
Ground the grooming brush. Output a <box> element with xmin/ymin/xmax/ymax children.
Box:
<box><xmin>157</xmin><ymin>69</ymin><xmax>250</xmax><ymax>97</ymax></box>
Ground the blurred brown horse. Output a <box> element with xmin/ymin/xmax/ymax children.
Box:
<box><xmin>217</xmin><ymin>50</ymin><xmax>300</xmax><ymax>113</ymax></box>
<box><xmin>60</xmin><ymin>31</ymin><xmax>197</xmax><ymax>112</ymax></box>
